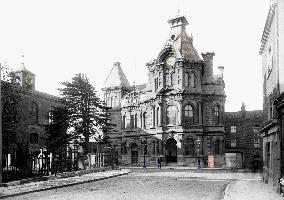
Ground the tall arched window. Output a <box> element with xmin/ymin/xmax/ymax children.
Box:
<box><xmin>184</xmin><ymin>138</ymin><xmax>195</xmax><ymax>156</ymax></box>
<box><xmin>114</xmin><ymin>96</ymin><xmax>118</xmax><ymax>107</ymax></box>
<box><xmin>215</xmin><ymin>139</ymin><xmax>221</xmax><ymax>155</ymax></box>
<box><xmin>156</xmin><ymin>107</ymin><xmax>160</xmax><ymax>126</ymax></box>
<box><xmin>166</xmin><ymin>106</ymin><xmax>177</xmax><ymax>125</ymax></box>
<box><xmin>122</xmin><ymin>116</ymin><xmax>126</xmax><ymax>130</ymax></box>
<box><xmin>190</xmin><ymin>73</ymin><xmax>195</xmax><ymax>88</ymax></box>
<box><xmin>185</xmin><ymin>73</ymin><xmax>189</xmax><ymax>87</ymax></box>
<box><xmin>110</xmin><ymin>97</ymin><xmax>113</xmax><ymax>107</ymax></box>
<box><xmin>184</xmin><ymin>104</ymin><xmax>194</xmax><ymax>125</ymax></box>
<box><xmin>107</xmin><ymin>98</ymin><xmax>110</xmax><ymax>107</ymax></box>
<box><xmin>143</xmin><ymin>112</ymin><xmax>147</xmax><ymax>129</ymax></box>
<box><xmin>170</xmin><ymin>72</ymin><xmax>175</xmax><ymax>86</ymax></box>
<box><xmin>214</xmin><ymin>105</ymin><xmax>220</xmax><ymax>125</ymax></box>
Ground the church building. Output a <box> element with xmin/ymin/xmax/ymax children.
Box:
<box><xmin>102</xmin><ymin>14</ymin><xmax>226</xmax><ymax>167</ymax></box>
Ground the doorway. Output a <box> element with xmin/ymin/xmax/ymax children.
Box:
<box><xmin>166</xmin><ymin>138</ymin><xmax>177</xmax><ymax>163</ymax></box>
<box><xmin>131</xmin><ymin>143</ymin><xmax>138</xmax><ymax>164</ymax></box>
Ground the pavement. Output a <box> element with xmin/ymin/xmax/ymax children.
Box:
<box><xmin>0</xmin><ymin>169</ymin><xmax>131</xmax><ymax>199</ymax></box>
<box><xmin>0</xmin><ymin>167</ymin><xmax>283</xmax><ymax>200</ymax></box>
<box><xmin>223</xmin><ymin>178</ymin><xmax>283</xmax><ymax>200</ymax></box>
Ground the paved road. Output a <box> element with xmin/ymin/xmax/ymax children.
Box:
<box><xmin>4</xmin><ymin>169</ymin><xmax>260</xmax><ymax>200</ymax></box>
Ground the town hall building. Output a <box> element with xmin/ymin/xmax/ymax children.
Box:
<box><xmin>102</xmin><ymin>14</ymin><xmax>226</xmax><ymax>167</ymax></box>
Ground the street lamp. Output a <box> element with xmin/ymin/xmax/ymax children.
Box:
<box><xmin>197</xmin><ymin>136</ymin><xmax>202</xmax><ymax>169</ymax></box>
<box><xmin>141</xmin><ymin>137</ymin><xmax>147</xmax><ymax>168</ymax></box>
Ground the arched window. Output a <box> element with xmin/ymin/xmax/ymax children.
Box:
<box><xmin>215</xmin><ymin>139</ymin><xmax>221</xmax><ymax>155</ymax></box>
<box><xmin>170</xmin><ymin>72</ymin><xmax>175</xmax><ymax>86</ymax></box>
<box><xmin>184</xmin><ymin>104</ymin><xmax>194</xmax><ymax>125</ymax></box>
<box><xmin>166</xmin><ymin>106</ymin><xmax>177</xmax><ymax>125</ymax></box>
<box><xmin>166</xmin><ymin>70</ymin><xmax>170</xmax><ymax>86</ymax></box>
<box><xmin>114</xmin><ymin>96</ymin><xmax>118</xmax><ymax>107</ymax></box>
<box><xmin>156</xmin><ymin>107</ymin><xmax>160</xmax><ymax>126</ymax></box>
<box><xmin>184</xmin><ymin>138</ymin><xmax>195</xmax><ymax>156</ymax></box>
<box><xmin>214</xmin><ymin>105</ymin><xmax>220</xmax><ymax>125</ymax></box>
<box><xmin>185</xmin><ymin>73</ymin><xmax>189</xmax><ymax>87</ymax></box>
<box><xmin>110</xmin><ymin>97</ymin><xmax>113</xmax><ymax>107</ymax></box>
<box><xmin>121</xmin><ymin>142</ymin><xmax>127</xmax><ymax>155</ymax></box>
<box><xmin>122</xmin><ymin>116</ymin><xmax>126</xmax><ymax>130</ymax></box>
<box><xmin>134</xmin><ymin>114</ymin><xmax>137</xmax><ymax>129</ymax></box>
<box><xmin>190</xmin><ymin>73</ymin><xmax>195</xmax><ymax>88</ymax></box>
<box><xmin>143</xmin><ymin>112</ymin><xmax>147</xmax><ymax>129</ymax></box>
<box><xmin>31</xmin><ymin>102</ymin><xmax>38</xmax><ymax>124</ymax></box>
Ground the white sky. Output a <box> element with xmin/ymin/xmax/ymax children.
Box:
<box><xmin>0</xmin><ymin>0</ymin><xmax>270</xmax><ymax>112</ymax></box>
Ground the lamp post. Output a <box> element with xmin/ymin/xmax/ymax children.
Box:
<box><xmin>197</xmin><ymin>136</ymin><xmax>202</xmax><ymax>169</ymax></box>
<box><xmin>141</xmin><ymin>137</ymin><xmax>147</xmax><ymax>168</ymax></box>
<box><xmin>0</xmin><ymin>62</ymin><xmax>2</xmax><ymax>183</ymax></box>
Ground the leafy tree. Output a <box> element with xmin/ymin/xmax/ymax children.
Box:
<box><xmin>1</xmin><ymin>65</ymin><xmax>21</xmax><ymax>151</ymax></box>
<box><xmin>46</xmin><ymin>106</ymin><xmax>70</xmax><ymax>153</ymax></box>
<box><xmin>97</xmin><ymin>103</ymin><xmax>116</xmax><ymax>149</ymax></box>
<box><xmin>59</xmin><ymin>73</ymin><xmax>103</xmax><ymax>154</ymax></box>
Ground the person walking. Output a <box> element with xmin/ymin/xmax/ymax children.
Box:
<box><xmin>157</xmin><ymin>156</ymin><xmax>161</xmax><ymax>169</ymax></box>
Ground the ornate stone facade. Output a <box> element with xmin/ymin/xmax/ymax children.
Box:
<box><xmin>259</xmin><ymin>0</ymin><xmax>284</xmax><ymax>189</ymax></box>
<box><xmin>102</xmin><ymin>14</ymin><xmax>226</xmax><ymax>167</ymax></box>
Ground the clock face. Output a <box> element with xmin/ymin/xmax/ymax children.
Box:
<box><xmin>165</xmin><ymin>56</ymin><xmax>176</xmax><ymax>67</ymax></box>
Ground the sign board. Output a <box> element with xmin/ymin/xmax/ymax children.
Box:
<box><xmin>208</xmin><ymin>155</ymin><xmax>214</xmax><ymax>168</ymax></box>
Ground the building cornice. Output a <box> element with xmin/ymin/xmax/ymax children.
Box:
<box><xmin>259</xmin><ymin>3</ymin><xmax>277</xmax><ymax>55</ymax></box>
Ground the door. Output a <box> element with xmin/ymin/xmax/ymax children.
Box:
<box><xmin>166</xmin><ymin>138</ymin><xmax>177</xmax><ymax>163</ymax></box>
<box><xmin>131</xmin><ymin>143</ymin><xmax>138</xmax><ymax>164</ymax></box>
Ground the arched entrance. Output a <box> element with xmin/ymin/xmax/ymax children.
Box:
<box><xmin>131</xmin><ymin>143</ymin><xmax>138</xmax><ymax>164</ymax></box>
<box><xmin>166</xmin><ymin>138</ymin><xmax>177</xmax><ymax>163</ymax></box>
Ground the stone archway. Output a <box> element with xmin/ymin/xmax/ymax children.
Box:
<box><xmin>166</xmin><ymin>138</ymin><xmax>177</xmax><ymax>163</ymax></box>
<box><xmin>131</xmin><ymin>143</ymin><xmax>138</xmax><ymax>164</ymax></box>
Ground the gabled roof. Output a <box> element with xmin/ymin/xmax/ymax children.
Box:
<box><xmin>103</xmin><ymin>62</ymin><xmax>130</xmax><ymax>88</ymax></box>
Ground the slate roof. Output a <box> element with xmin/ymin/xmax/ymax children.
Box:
<box><xmin>162</xmin><ymin>15</ymin><xmax>201</xmax><ymax>62</ymax></box>
<box><xmin>103</xmin><ymin>62</ymin><xmax>130</xmax><ymax>88</ymax></box>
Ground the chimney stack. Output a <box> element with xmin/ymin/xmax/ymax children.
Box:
<box><xmin>201</xmin><ymin>52</ymin><xmax>215</xmax><ymax>83</ymax></box>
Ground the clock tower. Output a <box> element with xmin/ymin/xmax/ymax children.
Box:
<box><xmin>13</xmin><ymin>55</ymin><xmax>35</xmax><ymax>90</ymax></box>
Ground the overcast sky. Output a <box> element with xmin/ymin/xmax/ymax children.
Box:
<box><xmin>0</xmin><ymin>0</ymin><xmax>269</xmax><ymax>112</ymax></box>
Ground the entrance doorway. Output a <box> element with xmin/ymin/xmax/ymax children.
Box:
<box><xmin>166</xmin><ymin>138</ymin><xmax>177</xmax><ymax>163</ymax></box>
<box><xmin>131</xmin><ymin>143</ymin><xmax>138</xmax><ymax>164</ymax></box>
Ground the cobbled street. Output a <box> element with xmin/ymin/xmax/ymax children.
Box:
<box><xmin>4</xmin><ymin>169</ymin><xmax>261</xmax><ymax>200</ymax></box>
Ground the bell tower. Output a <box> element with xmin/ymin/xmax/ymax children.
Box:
<box><xmin>13</xmin><ymin>55</ymin><xmax>35</xmax><ymax>90</ymax></box>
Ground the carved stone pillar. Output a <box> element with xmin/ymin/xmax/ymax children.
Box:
<box><xmin>158</xmin><ymin>102</ymin><xmax>163</xmax><ymax>126</ymax></box>
<box><xmin>178</xmin><ymin>101</ymin><xmax>183</xmax><ymax>125</ymax></box>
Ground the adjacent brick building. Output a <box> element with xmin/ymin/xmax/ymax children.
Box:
<box><xmin>102</xmin><ymin>14</ymin><xmax>226</xmax><ymax>167</ymax></box>
<box><xmin>259</xmin><ymin>0</ymin><xmax>284</xmax><ymax>190</ymax></box>
<box><xmin>224</xmin><ymin>103</ymin><xmax>263</xmax><ymax>170</ymax></box>
<box><xmin>4</xmin><ymin>58</ymin><xmax>62</xmax><ymax>155</ymax></box>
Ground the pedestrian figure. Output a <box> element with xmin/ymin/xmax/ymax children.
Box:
<box><xmin>157</xmin><ymin>156</ymin><xmax>161</xmax><ymax>169</ymax></box>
